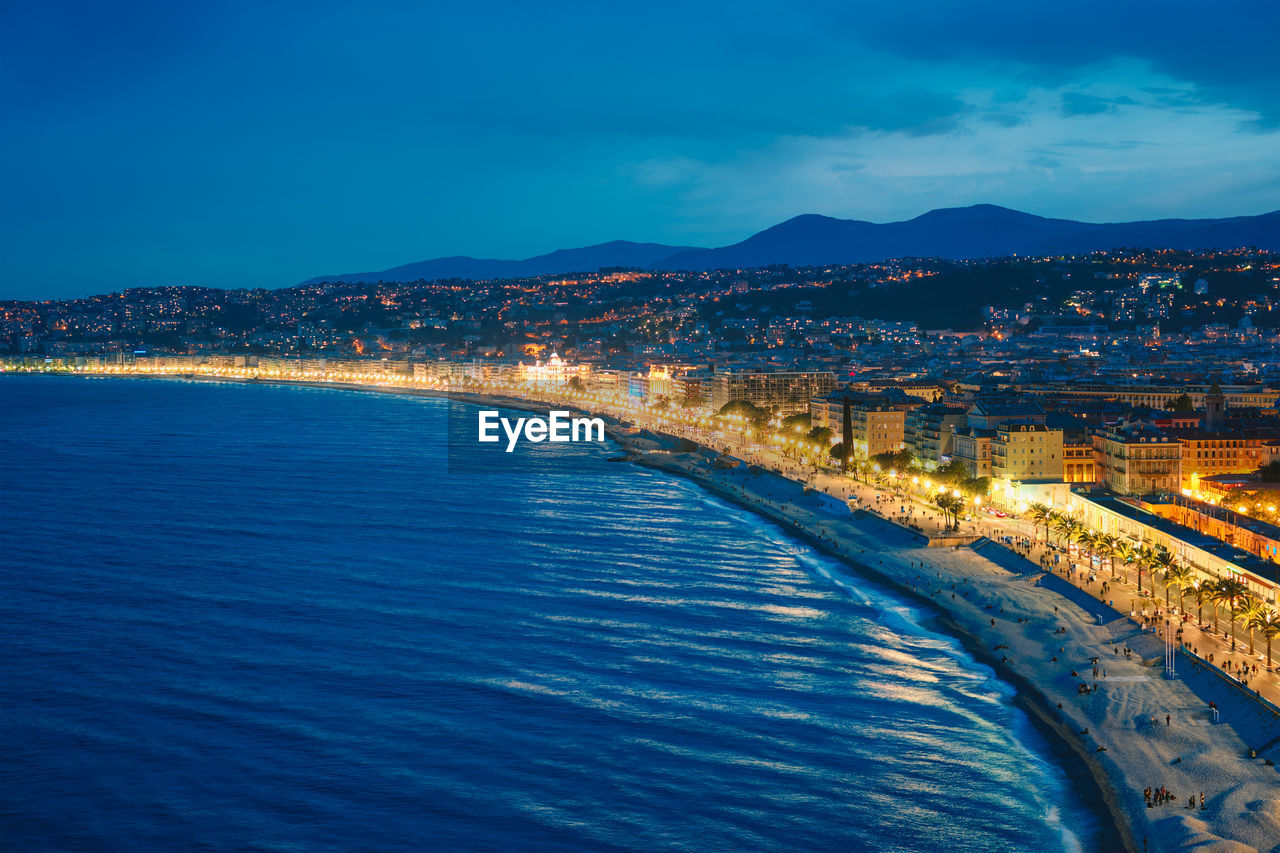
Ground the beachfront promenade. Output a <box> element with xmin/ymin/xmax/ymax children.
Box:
<box><xmin>708</xmin><ymin>431</ymin><xmax>1280</xmax><ymax>713</ymax></box>
<box><xmin>577</xmin><ymin>390</ymin><xmax>1280</xmax><ymax>716</ymax></box>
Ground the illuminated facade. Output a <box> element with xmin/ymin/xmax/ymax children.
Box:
<box><xmin>992</xmin><ymin>424</ymin><xmax>1063</xmax><ymax>483</ymax></box>
<box><xmin>1063</xmin><ymin>439</ymin><xmax>1096</xmax><ymax>484</ymax></box>
<box><xmin>1176</xmin><ymin>434</ymin><xmax>1268</xmax><ymax>492</ymax></box>
<box><xmin>951</xmin><ymin>428</ymin><xmax>993</xmax><ymax>478</ymax></box>
<box><xmin>905</xmin><ymin>403</ymin><xmax>968</xmax><ymax>470</ymax></box>
<box><xmin>1093</xmin><ymin>423</ymin><xmax>1182</xmax><ymax>496</ymax></box>
<box><xmin>516</xmin><ymin>352</ymin><xmax>588</xmax><ymax>389</ymax></box>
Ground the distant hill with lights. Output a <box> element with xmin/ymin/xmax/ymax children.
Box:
<box><xmin>300</xmin><ymin>205</ymin><xmax>1280</xmax><ymax>285</ymax></box>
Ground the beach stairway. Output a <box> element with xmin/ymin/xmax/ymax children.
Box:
<box><xmin>849</xmin><ymin>510</ymin><xmax>928</xmax><ymax>547</ymax></box>
<box><xmin>1036</xmin><ymin>571</ymin><xmax>1134</xmax><ymax>626</ymax></box>
<box><xmin>968</xmin><ymin>538</ymin><xmax>1041</xmax><ymax>576</ymax></box>
<box><xmin>1254</xmin><ymin>733</ymin><xmax>1280</xmax><ymax>763</ymax></box>
<box><xmin>1121</xmin><ymin>631</ymin><xmax>1166</xmax><ymax>667</ymax></box>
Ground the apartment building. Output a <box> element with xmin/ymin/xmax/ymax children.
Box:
<box><xmin>811</xmin><ymin>390</ymin><xmax>918</xmax><ymax>460</ymax></box>
<box><xmin>1093</xmin><ymin>423</ymin><xmax>1182</xmax><ymax>496</ymax></box>
<box><xmin>992</xmin><ymin>423</ymin><xmax>1064</xmax><ymax>483</ymax></box>
<box><xmin>712</xmin><ymin>368</ymin><xmax>837</xmax><ymax>414</ymax></box>
<box><xmin>905</xmin><ymin>403</ymin><xmax>969</xmax><ymax>470</ymax></box>
<box><xmin>1174</xmin><ymin>433</ymin><xmax>1269</xmax><ymax>491</ymax></box>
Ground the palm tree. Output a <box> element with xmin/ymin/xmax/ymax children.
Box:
<box><xmin>1075</xmin><ymin>529</ymin><xmax>1098</xmax><ymax>565</ymax></box>
<box><xmin>1050</xmin><ymin>514</ymin><xmax>1076</xmax><ymax>547</ymax></box>
<box><xmin>1114</xmin><ymin>541</ymin><xmax>1140</xmax><ymax>586</ymax></box>
<box><xmin>1193</xmin><ymin>580</ymin><xmax>1216</xmax><ymax>628</ymax></box>
<box><xmin>1046</xmin><ymin>512</ymin><xmax>1063</xmax><ymax>545</ymax></box>
<box><xmin>1248</xmin><ymin>609</ymin><xmax>1280</xmax><ymax>671</ymax></box>
<box><xmin>1210</xmin><ymin>577</ymin><xmax>1251</xmax><ymax>651</ymax></box>
<box><xmin>1065</xmin><ymin>517</ymin><xmax>1083</xmax><ymax>546</ymax></box>
<box><xmin>1134</xmin><ymin>545</ymin><xmax>1157</xmax><ymax>596</ymax></box>
<box><xmin>1147</xmin><ymin>547</ymin><xmax>1177</xmax><ymax>607</ymax></box>
<box><xmin>1238</xmin><ymin>596</ymin><xmax>1268</xmax><ymax>657</ymax></box>
<box><xmin>1030</xmin><ymin>503</ymin><xmax>1055</xmax><ymax>544</ymax></box>
<box><xmin>1162</xmin><ymin>563</ymin><xmax>1196</xmax><ymax>617</ymax></box>
<box><xmin>934</xmin><ymin>493</ymin><xmax>962</xmax><ymax>531</ymax></box>
<box><xmin>1095</xmin><ymin>534</ymin><xmax>1120</xmax><ymax>579</ymax></box>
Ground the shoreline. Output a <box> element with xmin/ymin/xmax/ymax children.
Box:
<box><xmin>19</xmin><ymin>372</ymin><xmax>1280</xmax><ymax>852</ymax></box>
<box><xmin>626</xmin><ymin>449</ymin><xmax>1138</xmax><ymax>853</ymax></box>
<box><xmin>620</xmin><ymin>445</ymin><xmax>1280</xmax><ymax>853</ymax></box>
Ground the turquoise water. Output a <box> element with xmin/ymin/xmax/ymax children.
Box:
<box><xmin>0</xmin><ymin>376</ymin><xmax>1107</xmax><ymax>851</ymax></box>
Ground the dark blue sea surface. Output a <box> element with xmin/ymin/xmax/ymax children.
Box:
<box><xmin>0</xmin><ymin>376</ymin><xmax>1106</xmax><ymax>851</ymax></box>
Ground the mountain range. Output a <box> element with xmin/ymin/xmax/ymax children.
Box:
<box><xmin>300</xmin><ymin>205</ymin><xmax>1280</xmax><ymax>285</ymax></box>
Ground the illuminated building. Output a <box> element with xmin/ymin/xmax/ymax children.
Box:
<box><xmin>711</xmin><ymin>368</ymin><xmax>836</xmax><ymax>414</ymax></box>
<box><xmin>516</xmin><ymin>352</ymin><xmax>588</xmax><ymax>389</ymax></box>
<box><xmin>813</xmin><ymin>391</ymin><xmax>917</xmax><ymax>460</ymax></box>
<box><xmin>1092</xmin><ymin>423</ymin><xmax>1182</xmax><ymax>496</ymax></box>
<box><xmin>905</xmin><ymin>403</ymin><xmax>968</xmax><ymax>470</ymax></box>
<box><xmin>992</xmin><ymin>424</ymin><xmax>1063</xmax><ymax>483</ymax></box>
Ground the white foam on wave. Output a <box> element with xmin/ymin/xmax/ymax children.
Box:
<box><xmin>483</xmin><ymin>678</ymin><xmax>570</xmax><ymax>697</ymax></box>
<box><xmin>659</xmin><ymin>467</ymin><xmax>1098</xmax><ymax>847</ymax></box>
<box><xmin>1044</xmin><ymin>804</ymin><xmax>1085</xmax><ymax>853</ymax></box>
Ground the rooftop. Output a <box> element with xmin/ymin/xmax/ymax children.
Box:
<box><xmin>1084</xmin><ymin>493</ymin><xmax>1279</xmax><ymax>585</ymax></box>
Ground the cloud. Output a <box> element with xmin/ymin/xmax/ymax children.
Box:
<box><xmin>824</xmin><ymin>0</ymin><xmax>1280</xmax><ymax>127</ymax></box>
<box><xmin>1060</xmin><ymin>93</ymin><xmax>1118</xmax><ymax>116</ymax></box>
<box><xmin>616</xmin><ymin>78</ymin><xmax>1280</xmax><ymax>241</ymax></box>
<box><xmin>1060</xmin><ymin>93</ymin><xmax>1142</xmax><ymax>116</ymax></box>
<box><xmin>2</xmin><ymin>0</ymin><xmax>1277</xmax><ymax>296</ymax></box>
<box><xmin>981</xmin><ymin>111</ymin><xmax>1025</xmax><ymax>128</ymax></box>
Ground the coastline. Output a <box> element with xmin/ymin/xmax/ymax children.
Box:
<box><xmin>622</xmin><ymin>446</ymin><xmax>1139</xmax><ymax>853</ymax></box>
<box><xmin>618</xmin><ymin>442</ymin><xmax>1280</xmax><ymax>853</ymax></box>
<box><xmin>21</xmin><ymin>372</ymin><xmax>1280</xmax><ymax>852</ymax></box>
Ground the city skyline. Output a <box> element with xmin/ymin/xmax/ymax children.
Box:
<box><xmin>3</xmin><ymin>0</ymin><xmax>1278</xmax><ymax>299</ymax></box>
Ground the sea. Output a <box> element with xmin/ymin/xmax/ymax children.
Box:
<box><xmin>0</xmin><ymin>375</ymin><xmax>1109</xmax><ymax>851</ymax></box>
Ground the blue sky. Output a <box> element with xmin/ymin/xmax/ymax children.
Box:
<box><xmin>2</xmin><ymin>0</ymin><xmax>1277</xmax><ymax>299</ymax></box>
